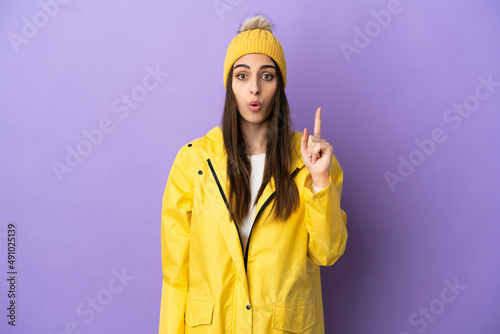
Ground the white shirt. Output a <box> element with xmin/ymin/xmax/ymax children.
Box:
<box><xmin>239</xmin><ymin>153</ymin><xmax>325</xmax><ymax>255</ymax></box>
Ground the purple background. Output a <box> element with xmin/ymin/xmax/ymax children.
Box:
<box><xmin>1</xmin><ymin>0</ymin><xmax>499</xmax><ymax>333</ymax></box>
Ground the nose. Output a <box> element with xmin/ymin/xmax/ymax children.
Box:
<box><xmin>250</xmin><ymin>76</ymin><xmax>260</xmax><ymax>95</ymax></box>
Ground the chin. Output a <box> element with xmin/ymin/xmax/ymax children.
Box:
<box><xmin>238</xmin><ymin>108</ymin><xmax>272</xmax><ymax>126</ymax></box>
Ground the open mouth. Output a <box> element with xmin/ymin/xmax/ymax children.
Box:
<box><xmin>248</xmin><ymin>101</ymin><xmax>262</xmax><ymax>111</ymax></box>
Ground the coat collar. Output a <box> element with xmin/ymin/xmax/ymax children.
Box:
<box><xmin>204</xmin><ymin>126</ymin><xmax>305</xmax><ymax>172</ymax></box>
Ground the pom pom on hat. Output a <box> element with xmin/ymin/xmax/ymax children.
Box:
<box><xmin>223</xmin><ymin>14</ymin><xmax>286</xmax><ymax>89</ymax></box>
<box><xmin>238</xmin><ymin>14</ymin><xmax>273</xmax><ymax>33</ymax></box>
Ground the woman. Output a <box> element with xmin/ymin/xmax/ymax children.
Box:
<box><xmin>159</xmin><ymin>14</ymin><xmax>347</xmax><ymax>333</ymax></box>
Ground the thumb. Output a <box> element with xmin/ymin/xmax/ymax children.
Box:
<box><xmin>301</xmin><ymin>128</ymin><xmax>309</xmax><ymax>154</ymax></box>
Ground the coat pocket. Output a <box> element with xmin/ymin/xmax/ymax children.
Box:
<box><xmin>185</xmin><ymin>298</ymin><xmax>215</xmax><ymax>327</ymax></box>
<box><xmin>272</xmin><ymin>299</ymin><xmax>316</xmax><ymax>333</ymax></box>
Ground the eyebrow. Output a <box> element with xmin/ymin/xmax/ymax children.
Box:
<box><xmin>233</xmin><ymin>64</ymin><xmax>276</xmax><ymax>70</ymax></box>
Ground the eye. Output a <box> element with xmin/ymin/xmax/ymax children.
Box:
<box><xmin>236</xmin><ymin>73</ymin><xmax>247</xmax><ymax>80</ymax></box>
<box><xmin>262</xmin><ymin>73</ymin><xmax>274</xmax><ymax>81</ymax></box>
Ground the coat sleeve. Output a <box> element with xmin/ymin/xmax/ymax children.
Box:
<box><xmin>303</xmin><ymin>152</ymin><xmax>348</xmax><ymax>266</ymax></box>
<box><xmin>159</xmin><ymin>146</ymin><xmax>192</xmax><ymax>334</ymax></box>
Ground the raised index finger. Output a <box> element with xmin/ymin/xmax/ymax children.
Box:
<box><xmin>314</xmin><ymin>107</ymin><xmax>321</xmax><ymax>138</ymax></box>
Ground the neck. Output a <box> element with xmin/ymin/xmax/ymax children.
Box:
<box><xmin>240</xmin><ymin>120</ymin><xmax>269</xmax><ymax>155</ymax></box>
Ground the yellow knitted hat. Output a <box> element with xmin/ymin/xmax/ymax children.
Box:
<box><xmin>223</xmin><ymin>15</ymin><xmax>287</xmax><ymax>89</ymax></box>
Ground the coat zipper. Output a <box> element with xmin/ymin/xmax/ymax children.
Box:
<box><xmin>207</xmin><ymin>159</ymin><xmax>245</xmax><ymax>253</ymax></box>
<box><xmin>243</xmin><ymin>167</ymin><xmax>300</xmax><ymax>271</ymax></box>
<box><xmin>207</xmin><ymin>158</ymin><xmax>300</xmax><ymax>272</ymax></box>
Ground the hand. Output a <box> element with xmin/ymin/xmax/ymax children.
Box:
<box><xmin>300</xmin><ymin>107</ymin><xmax>333</xmax><ymax>188</ymax></box>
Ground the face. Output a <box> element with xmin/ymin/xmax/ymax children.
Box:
<box><xmin>231</xmin><ymin>53</ymin><xmax>278</xmax><ymax>127</ymax></box>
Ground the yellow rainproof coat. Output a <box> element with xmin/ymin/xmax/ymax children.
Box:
<box><xmin>159</xmin><ymin>126</ymin><xmax>347</xmax><ymax>333</ymax></box>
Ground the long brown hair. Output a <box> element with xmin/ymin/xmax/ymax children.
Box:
<box><xmin>222</xmin><ymin>59</ymin><xmax>299</xmax><ymax>227</ymax></box>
